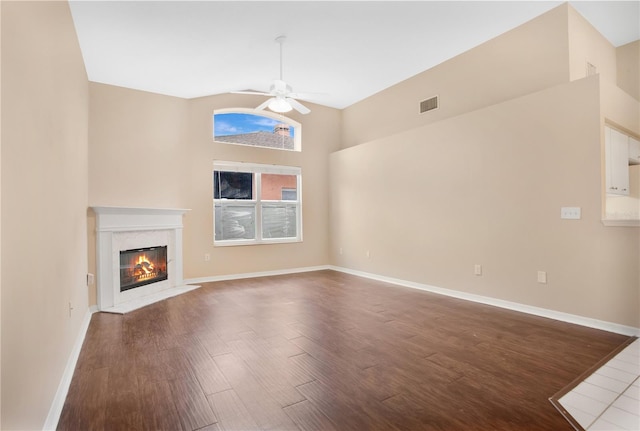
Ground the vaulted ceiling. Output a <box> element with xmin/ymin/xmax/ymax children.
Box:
<box><xmin>69</xmin><ymin>1</ymin><xmax>640</xmax><ymax>109</ymax></box>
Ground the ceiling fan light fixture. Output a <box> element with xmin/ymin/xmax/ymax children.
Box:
<box><xmin>232</xmin><ymin>35</ymin><xmax>312</xmax><ymax>115</ymax></box>
<box><xmin>268</xmin><ymin>97</ymin><xmax>293</xmax><ymax>113</ymax></box>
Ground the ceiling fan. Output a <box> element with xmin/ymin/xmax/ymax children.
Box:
<box><xmin>232</xmin><ymin>36</ymin><xmax>312</xmax><ymax>115</ymax></box>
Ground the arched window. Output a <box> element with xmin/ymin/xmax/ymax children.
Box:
<box><xmin>213</xmin><ymin>108</ymin><xmax>301</xmax><ymax>152</ymax></box>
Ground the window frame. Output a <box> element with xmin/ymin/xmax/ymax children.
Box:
<box><xmin>213</xmin><ymin>161</ymin><xmax>303</xmax><ymax>246</ymax></box>
<box><xmin>213</xmin><ymin>108</ymin><xmax>302</xmax><ymax>152</ymax></box>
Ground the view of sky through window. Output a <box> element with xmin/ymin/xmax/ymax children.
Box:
<box><xmin>214</xmin><ymin>113</ymin><xmax>295</xmax><ymax>138</ymax></box>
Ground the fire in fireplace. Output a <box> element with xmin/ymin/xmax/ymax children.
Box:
<box><xmin>119</xmin><ymin>246</ymin><xmax>168</xmax><ymax>292</ymax></box>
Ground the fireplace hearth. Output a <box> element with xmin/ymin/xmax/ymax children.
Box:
<box><xmin>120</xmin><ymin>246</ymin><xmax>168</xmax><ymax>292</ymax></box>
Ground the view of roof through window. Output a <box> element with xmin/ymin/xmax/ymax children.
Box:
<box><xmin>213</xmin><ymin>112</ymin><xmax>299</xmax><ymax>151</ymax></box>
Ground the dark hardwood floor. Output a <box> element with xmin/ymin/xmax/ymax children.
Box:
<box><xmin>58</xmin><ymin>270</ymin><xmax>631</xmax><ymax>430</ymax></box>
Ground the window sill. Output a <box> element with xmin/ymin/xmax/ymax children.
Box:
<box><xmin>601</xmin><ymin>219</ymin><xmax>640</xmax><ymax>227</ymax></box>
<box><xmin>214</xmin><ymin>238</ymin><xmax>302</xmax><ymax>247</ymax></box>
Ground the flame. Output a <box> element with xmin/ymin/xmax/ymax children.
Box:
<box><xmin>136</xmin><ymin>254</ymin><xmax>154</xmax><ymax>272</ymax></box>
<box><xmin>133</xmin><ymin>254</ymin><xmax>156</xmax><ymax>280</ymax></box>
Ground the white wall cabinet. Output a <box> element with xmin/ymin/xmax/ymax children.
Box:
<box><xmin>605</xmin><ymin>126</ymin><xmax>630</xmax><ymax>196</ymax></box>
<box><xmin>629</xmin><ymin>136</ymin><xmax>640</xmax><ymax>165</ymax></box>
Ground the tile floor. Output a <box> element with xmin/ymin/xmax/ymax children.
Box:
<box><xmin>558</xmin><ymin>338</ymin><xmax>640</xmax><ymax>430</ymax></box>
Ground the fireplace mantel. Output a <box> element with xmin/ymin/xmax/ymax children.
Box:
<box><xmin>93</xmin><ymin>206</ymin><xmax>190</xmax><ymax>231</ymax></box>
<box><xmin>92</xmin><ymin>206</ymin><xmax>198</xmax><ymax>313</ymax></box>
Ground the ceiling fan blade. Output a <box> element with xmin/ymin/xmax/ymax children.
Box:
<box><xmin>232</xmin><ymin>37</ymin><xmax>318</xmax><ymax>115</ymax></box>
<box><xmin>255</xmin><ymin>97</ymin><xmax>274</xmax><ymax>111</ymax></box>
<box><xmin>286</xmin><ymin>98</ymin><xmax>311</xmax><ymax>115</ymax></box>
<box><xmin>231</xmin><ymin>90</ymin><xmax>271</xmax><ymax>96</ymax></box>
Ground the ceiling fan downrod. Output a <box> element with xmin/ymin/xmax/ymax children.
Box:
<box><xmin>275</xmin><ymin>35</ymin><xmax>286</xmax><ymax>81</ymax></box>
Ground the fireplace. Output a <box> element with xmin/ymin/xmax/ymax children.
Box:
<box><xmin>120</xmin><ymin>246</ymin><xmax>168</xmax><ymax>292</ymax></box>
<box><xmin>92</xmin><ymin>206</ymin><xmax>198</xmax><ymax>313</ymax></box>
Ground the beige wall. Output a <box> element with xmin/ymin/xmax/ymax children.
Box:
<box><xmin>88</xmin><ymin>84</ymin><xmax>190</xmax><ymax>208</ymax></box>
<box><xmin>330</xmin><ymin>77</ymin><xmax>639</xmax><ymax>328</ymax></box>
<box><xmin>1</xmin><ymin>2</ymin><xmax>89</xmax><ymax>429</ymax></box>
<box><xmin>568</xmin><ymin>5</ymin><xmax>617</xmax><ymax>84</ymax></box>
<box><xmin>617</xmin><ymin>41</ymin><xmax>640</xmax><ymax>101</ymax></box>
<box><xmin>340</xmin><ymin>3</ymin><xmax>571</xmax><ymax>150</ymax></box>
<box><xmin>185</xmin><ymin>94</ymin><xmax>341</xmax><ymax>278</ymax></box>
<box><xmin>87</xmin><ymin>85</ymin><xmax>341</xmax><ymax>302</ymax></box>
<box><xmin>331</xmin><ymin>2</ymin><xmax>639</xmax><ymax>329</ymax></box>
<box><xmin>602</xmin><ymin>81</ymin><xmax>640</xmax><ymax>138</ymax></box>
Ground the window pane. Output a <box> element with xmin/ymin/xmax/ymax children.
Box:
<box><xmin>281</xmin><ymin>188</ymin><xmax>297</xmax><ymax>200</ymax></box>
<box><xmin>214</xmin><ymin>112</ymin><xmax>297</xmax><ymax>151</ymax></box>
<box><xmin>214</xmin><ymin>171</ymin><xmax>253</xmax><ymax>199</ymax></box>
<box><xmin>262</xmin><ymin>205</ymin><xmax>297</xmax><ymax>239</ymax></box>
<box><xmin>261</xmin><ymin>174</ymin><xmax>297</xmax><ymax>200</ymax></box>
<box><xmin>215</xmin><ymin>204</ymin><xmax>256</xmax><ymax>240</ymax></box>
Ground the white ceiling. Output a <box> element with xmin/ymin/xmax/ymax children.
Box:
<box><xmin>69</xmin><ymin>1</ymin><xmax>640</xmax><ymax>110</ymax></box>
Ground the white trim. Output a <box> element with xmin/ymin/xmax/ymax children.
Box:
<box><xmin>96</xmin><ymin>224</ymin><xmax>184</xmax><ymax>232</ymax></box>
<box><xmin>213</xmin><ymin>160</ymin><xmax>301</xmax><ymax>175</ymax></box>
<box><xmin>602</xmin><ymin>219</ymin><xmax>640</xmax><ymax>227</ymax></box>
<box><xmin>43</xmin><ymin>306</ymin><xmax>98</xmax><ymax>431</ymax></box>
<box><xmin>328</xmin><ymin>266</ymin><xmax>640</xmax><ymax>337</ymax></box>
<box><xmin>184</xmin><ymin>265</ymin><xmax>331</xmax><ymax>285</ymax></box>
<box><xmin>92</xmin><ymin>206</ymin><xmax>189</xmax><ymax>216</ymax></box>
<box><xmin>213</xmin><ymin>162</ymin><xmax>302</xmax><ymax>246</ymax></box>
<box><xmin>213</xmin><ymin>236</ymin><xmax>302</xmax><ymax>247</ymax></box>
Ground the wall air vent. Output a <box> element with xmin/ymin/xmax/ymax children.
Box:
<box><xmin>420</xmin><ymin>96</ymin><xmax>439</xmax><ymax>114</ymax></box>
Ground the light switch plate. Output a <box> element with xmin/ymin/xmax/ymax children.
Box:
<box><xmin>561</xmin><ymin>207</ymin><xmax>581</xmax><ymax>220</ymax></box>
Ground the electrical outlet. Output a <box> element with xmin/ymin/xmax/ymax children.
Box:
<box><xmin>560</xmin><ymin>207</ymin><xmax>581</xmax><ymax>220</ymax></box>
<box><xmin>204</xmin><ymin>253</ymin><xmax>211</xmax><ymax>262</ymax></box>
<box><xmin>87</xmin><ymin>273</ymin><xmax>95</xmax><ymax>286</ymax></box>
<box><xmin>537</xmin><ymin>271</ymin><xmax>547</xmax><ymax>284</ymax></box>
<box><xmin>474</xmin><ymin>264</ymin><xmax>482</xmax><ymax>276</ymax></box>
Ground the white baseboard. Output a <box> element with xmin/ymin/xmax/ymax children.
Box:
<box><xmin>43</xmin><ymin>305</ymin><xmax>98</xmax><ymax>431</ymax></box>
<box><xmin>187</xmin><ymin>264</ymin><xmax>638</xmax><ymax>336</ymax></box>
<box><xmin>329</xmin><ymin>266</ymin><xmax>640</xmax><ymax>337</ymax></box>
<box><xmin>184</xmin><ymin>265</ymin><xmax>331</xmax><ymax>285</ymax></box>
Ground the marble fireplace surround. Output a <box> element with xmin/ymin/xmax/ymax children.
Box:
<box><xmin>92</xmin><ymin>206</ymin><xmax>199</xmax><ymax>314</ymax></box>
